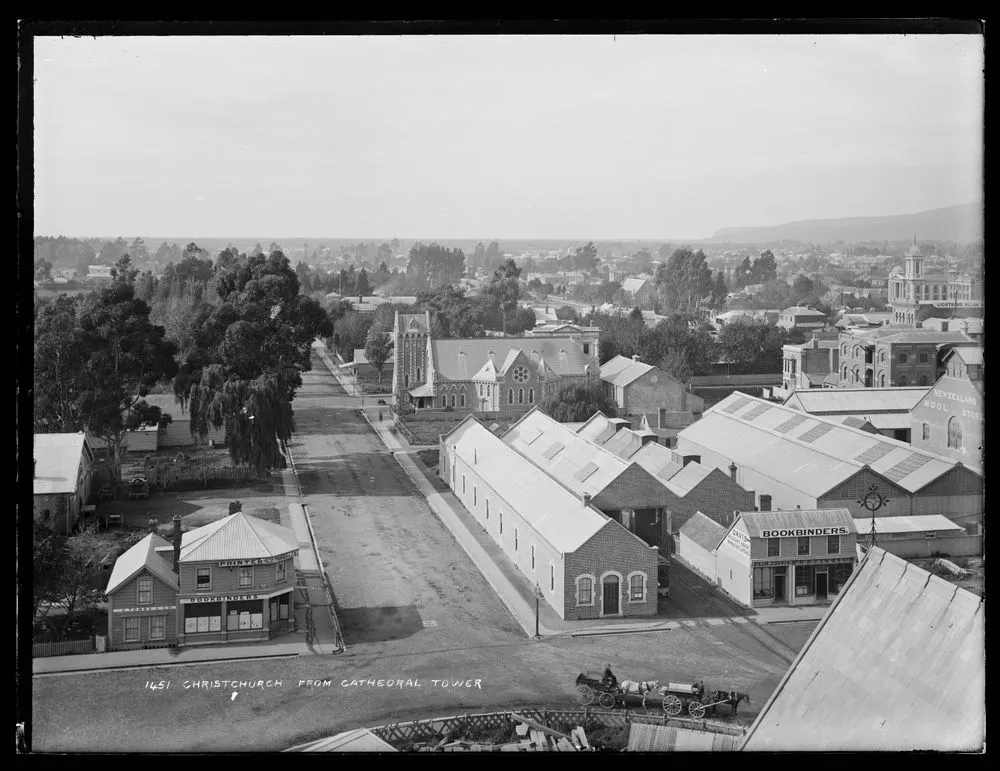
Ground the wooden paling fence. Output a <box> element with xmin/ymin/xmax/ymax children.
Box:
<box><xmin>32</xmin><ymin>638</ymin><xmax>95</xmax><ymax>658</ymax></box>
<box><xmin>370</xmin><ymin>707</ymin><xmax>746</xmax><ymax>747</ymax></box>
<box><xmin>145</xmin><ymin>465</ymin><xmax>272</xmax><ymax>488</ymax></box>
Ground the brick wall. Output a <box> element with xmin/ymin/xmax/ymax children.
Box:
<box><xmin>672</xmin><ymin>469</ymin><xmax>755</xmax><ymax>532</ymax></box>
<box><xmin>624</xmin><ymin>369</ymin><xmax>704</xmax><ymax>418</ymax></box>
<box><xmin>564</xmin><ymin>521</ymin><xmax>659</xmax><ymax>621</ymax></box>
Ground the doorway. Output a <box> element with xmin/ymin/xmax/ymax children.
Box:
<box><xmin>773</xmin><ymin>574</ymin><xmax>787</xmax><ymax>604</ymax></box>
<box><xmin>602</xmin><ymin>576</ymin><xmax>620</xmax><ymax>616</ymax></box>
<box><xmin>816</xmin><ymin>572</ymin><xmax>828</xmax><ymax>601</ymax></box>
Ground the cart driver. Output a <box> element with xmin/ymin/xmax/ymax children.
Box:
<box><xmin>602</xmin><ymin>664</ymin><xmax>617</xmax><ymax>689</ymax></box>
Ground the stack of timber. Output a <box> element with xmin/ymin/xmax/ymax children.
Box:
<box><xmin>415</xmin><ymin>713</ymin><xmax>591</xmax><ymax>752</ymax></box>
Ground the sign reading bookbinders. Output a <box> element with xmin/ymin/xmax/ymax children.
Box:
<box><xmin>760</xmin><ymin>526</ymin><xmax>850</xmax><ymax>538</ymax></box>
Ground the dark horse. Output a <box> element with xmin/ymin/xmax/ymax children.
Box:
<box><xmin>705</xmin><ymin>690</ymin><xmax>752</xmax><ymax>717</ymax></box>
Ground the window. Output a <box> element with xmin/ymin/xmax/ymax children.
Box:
<box><xmin>416</xmin><ymin>368</ymin><xmax>421</xmax><ymax>382</ymax></box>
<box><xmin>767</xmin><ymin>538</ymin><xmax>780</xmax><ymax>557</ymax></box>
<box><xmin>531</xmin><ymin>544</ymin><xmax>535</xmax><ymax>570</ymax></box>
<box><xmin>550</xmin><ymin>564</ymin><xmax>555</xmax><ymax>592</ymax></box>
<box><xmin>514</xmin><ymin>528</ymin><xmax>518</xmax><ymax>551</ymax></box>
<box><xmin>897</xmin><ymin>375</ymin><xmax>908</xmax><ymax>386</ymax></box>
<box><xmin>150</xmin><ymin>615</ymin><xmax>166</xmax><ymax>640</ymax></box>
<box><xmin>947</xmin><ymin>417</ymin><xmax>963</xmax><ymax>449</ymax></box>
<box><xmin>508</xmin><ymin>388</ymin><xmax>514</xmax><ymax>405</ymax></box>
<box><xmin>487</xmin><ymin>385</ymin><xmax>491</xmax><ymax>397</ymax></box>
<box><xmin>918</xmin><ymin>352</ymin><xmax>929</xmax><ymax>364</ymax></box>
<box><xmin>441</xmin><ymin>395</ymin><xmax>446</xmax><ymax>407</ymax></box>
<box><xmin>499</xmin><ymin>511</ymin><xmax>503</xmax><ymax>535</ymax></box>
<box><xmin>478</xmin><ymin>384</ymin><xmax>483</xmax><ymax>396</ymax></box>
<box><xmin>473</xmin><ymin>487</ymin><xmax>477</xmax><ymax>506</ymax></box>
<box><xmin>124</xmin><ymin>617</ymin><xmax>140</xmax><ymax>642</ymax></box>
<box><xmin>899</xmin><ymin>352</ymin><xmax>908</xmax><ymax>364</ymax></box>
<box><xmin>276</xmin><ymin>561</ymin><xmax>286</xmax><ymax>583</ymax></box>
<box><xmin>922</xmin><ymin>423</ymin><xmax>930</xmax><ymax>441</ymax></box>
<box><xmin>518</xmin><ymin>388</ymin><xmax>524</xmax><ymax>404</ymax></box>
<box><xmin>841</xmin><ymin>344</ymin><xmax>847</xmax><ymax>355</ymax></box>
<box><xmin>42</xmin><ymin>509</ymin><xmax>50</xmax><ymax>522</ymax></box>
<box><xmin>239</xmin><ymin>567</ymin><xmax>253</xmax><ymax>587</ymax></box>
<box><xmin>879</xmin><ymin>351</ymin><xmax>886</xmax><ymax>363</ymax></box>
<box><xmin>404</xmin><ymin>375</ymin><xmax>409</xmax><ymax>388</ymax></box>
<box><xmin>827</xmin><ymin>535</ymin><xmax>840</xmax><ymax>554</ymax></box>
<box><xmin>528</xmin><ymin>388</ymin><xmax>534</xmax><ymax>404</ymax></box>
<box><xmin>880</xmin><ymin>373</ymin><xmax>886</xmax><ymax>387</ymax></box>
<box><xmin>462</xmin><ymin>475</ymin><xmax>466</xmax><ymax>493</ymax></box>
<box><xmin>577</xmin><ymin>576</ymin><xmax>593</xmax><ymax>605</ymax></box>
<box><xmin>842</xmin><ymin>366</ymin><xmax>848</xmax><ymax>380</ymax></box>
<box><xmin>797</xmin><ymin>536</ymin><xmax>810</xmax><ymax>556</ymax></box>
<box><xmin>753</xmin><ymin>567</ymin><xmax>774</xmax><ymax>599</ymax></box>
<box><xmin>828</xmin><ymin>562</ymin><xmax>853</xmax><ymax>594</ymax></box>
<box><xmin>137</xmin><ymin>577</ymin><xmax>152</xmax><ymax>605</ymax></box>
<box><xmin>795</xmin><ymin>565</ymin><xmax>815</xmax><ymax>595</ymax></box>
<box><xmin>196</xmin><ymin>567</ymin><xmax>212</xmax><ymax>591</ymax></box>
<box><xmin>583</xmin><ymin>343</ymin><xmax>590</xmax><ymax>355</ymax></box>
<box><xmin>486</xmin><ymin>500</ymin><xmax>490</xmax><ymax>520</ymax></box>
<box><xmin>629</xmin><ymin>574</ymin><xmax>645</xmax><ymax>601</ymax></box>
<box><xmin>918</xmin><ymin>374</ymin><xmax>928</xmax><ymax>386</ymax></box>
<box><xmin>460</xmin><ymin>393</ymin><xmax>466</xmax><ymax>407</ymax></box>
<box><xmin>450</xmin><ymin>394</ymin><xmax>456</xmax><ymax>408</ymax></box>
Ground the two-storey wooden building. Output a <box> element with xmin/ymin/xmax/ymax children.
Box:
<box><xmin>104</xmin><ymin>512</ymin><xmax>299</xmax><ymax>650</ymax></box>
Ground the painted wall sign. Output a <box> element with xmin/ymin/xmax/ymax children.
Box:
<box><xmin>760</xmin><ymin>526</ymin><xmax>850</xmax><ymax>538</ymax></box>
<box><xmin>725</xmin><ymin>528</ymin><xmax>751</xmax><ymax>557</ymax></box>
<box><xmin>180</xmin><ymin>588</ymin><xmax>292</xmax><ymax>604</ymax></box>
<box><xmin>112</xmin><ymin>605</ymin><xmax>176</xmax><ymax>613</ymax></box>
<box><xmin>218</xmin><ymin>551</ymin><xmax>297</xmax><ymax>568</ymax></box>
<box><xmin>753</xmin><ymin>557</ymin><xmax>856</xmax><ymax>567</ymax></box>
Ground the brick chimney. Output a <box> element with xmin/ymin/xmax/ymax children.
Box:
<box><xmin>228</xmin><ymin>500</ymin><xmax>242</xmax><ymax>516</ymax></box>
<box><xmin>582</xmin><ymin>493</ymin><xmax>592</xmax><ymax>507</ymax></box>
<box><xmin>172</xmin><ymin>514</ymin><xmax>183</xmax><ymax>573</ymax></box>
<box><xmin>632</xmin><ymin>354</ymin><xmax>639</xmax><ymax>363</ymax></box>
<box><xmin>729</xmin><ymin>461</ymin><xmax>738</xmax><ymax>482</ymax></box>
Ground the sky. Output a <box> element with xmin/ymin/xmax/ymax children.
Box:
<box><xmin>33</xmin><ymin>34</ymin><xmax>984</xmax><ymax>240</ymax></box>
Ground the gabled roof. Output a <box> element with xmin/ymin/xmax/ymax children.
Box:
<box><xmin>286</xmin><ymin>727</ymin><xmax>398</xmax><ymax>753</ymax></box>
<box><xmin>398</xmin><ymin>312</ymin><xmax>429</xmax><ymax>333</ymax></box>
<box><xmin>853</xmin><ymin>515</ymin><xmax>964</xmax><ymax>535</ymax></box>
<box><xmin>443</xmin><ymin>415</ymin><xmax>611</xmax><ymax>553</ymax></box>
<box><xmin>781</xmin><ymin>306</ymin><xmax>827</xmax><ymax>316</ymax></box>
<box><xmin>105</xmin><ymin>533</ymin><xmax>178</xmax><ymax>596</ymax></box>
<box><xmin>599</xmin><ymin>355</ymin><xmax>656</xmax><ymax>387</ymax></box>
<box><xmin>430</xmin><ymin>337</ymin><xmax>590</xmax><ymax>381</ymax></box>
<box><xmin>663</xmin><ymin>462</ymin><xmax>715</xmax><ymax>497</ymax></box>
<box><xmin>736</xmin><ymin>508</ymin><xmax>856</xmax><ymax>538</ymax></box>
<box><xmin>946</xmin><ymin>345</ymin><xmax>983</xmax><ymax>366</ymax></box>
<box><xmin>33</xmin><ymin>433</ymin><xmax>93</xmax><ymax>495</ymax></box>
<box><xmin>679</xmin><ymin>511</ymin><xmax>728</xmax><ymax>552</ymax></box>
<box><xmin>845</xmin><ymin>328</ymin><xmax>974</xmax><ymax>345</ymax></box>
<box><xmin>621</xmin><ymin>277</ymin><xmax>650</xmax><ymax>293</ymax></box>
<box><xmin>178</xmin><ymin>512</ymin><xmax>298</xmax><ymax>563</ymax></box>
<box><xmin>352</xmin><ymin>349</ymin><xmax>395</xmax><ymax>367</ymax></box>
<box><xmin>742</xmin><ymin>547</ymin><xmax>984</xmax><ymax>751</ymax></box>
<box><xmin>783</xmin><ymin>387</ymin><xmax>928</xmax><ymax>414</ymax></box>
<box><xmin>677</xmin><ymin>392</ymin><xmax>974</xmax><ymax>498</ymax></box>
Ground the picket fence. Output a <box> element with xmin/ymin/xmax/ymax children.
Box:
<box><xmin>370</xmin><ymin>707</ymin><xmax>746</xmax><ymax>748</ymax></box>
<box><xmin>33</xmin><ymin>638</ymin><xmax>96</xmax><ymax>658</ymax></box>
<box><xmin>135</xmin><ymin>465</ymin><xmax>270</xmax><ymax>488</ymax></box>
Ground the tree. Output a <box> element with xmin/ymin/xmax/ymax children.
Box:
<box><xmin>572</xmin><ymin>242</ymin><xmax>600</xmax><ymax>273</ymax></box>
<box><xmin>711</xmin><ymin>271</ymin><xmax>729</xmax><ymax>308</ymax></box>
<box><xmin>734</xmin><ymin>256</ymin><xmax>754</xmax><ymax>289</ymax></box>
<box><xmin>487</xmin><ymin>258</ymin><xmax>522</xmax><ymax>334</ymax></box>
<box><xmin>659</xmin><ymin>350</ymin><xmax>692</xmax><ymax>383</ymax></box>
<box><xmin>555</xmin><ymin>305</ymin><xmax>581</xmax><ymax>323</ymax></box>
<box><xmin>471</xmin><ymin>242</ymin><xmax>487</xmax><ymax>269</ymax></box>
<box><xmin>485</xmin><ymin>241</ymin><xmax>502</xmax><ymax>271</ymax></box>
<box><xmin>34</xmin><ymin>257</ymin><xmax>53</xmax><ymax>281</ymax></box>
<box><xmin>364</xmin><ymin>325</ymin><xmax>393</xmax><ymax>383</ymax></box>
<box><xmin>391</xmin><ymin>237</ymin><xmax>400</xmax><ymax>250</ymax></box>
<box><xmin>406</xmin><ymin>242</ymin><xmax>466</xmax><ymax>289</ymax></box>
<box><xmin>377</xmin><ymin>242</ymin><xmax>393</xmax><ymax>265</ymax></box>
<box><xmin>177</xmin><ymin>250</ymin><xmax>333</xmax><ymax>471</ymax></box>
<box><xmin>716</xmin><ymin>320</ymin><xmax>786</xmax><ymax>374</ymax></box>
<box><xmin>509</xmin><ymin>305</ymin><xmax>537</xmax><ymax>334</ymax></box>
<box><xmin>751</xmin><ymin>250</ymin><xmax>778</xmax><ymax>284</ymax></box>
<box><xmin>791</xmin><ymin>274</ymin><xmax>815</xmax><ymax>301</ymax></box>
<box><xmin>541</xmin><ymin>380</ymin><xmax>617</xmax><ymax>422</ymax></box>
<box><xmin>355</xmin><ymin>267</ymin><xmax>372</xmax><ymax>299</ymax></box>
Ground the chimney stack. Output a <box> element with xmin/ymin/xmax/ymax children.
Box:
<box><xmin>147</xmin><ymin>517</ymin><xmax>159</xmax><ymax>534</ymax></box>
<box><xmin>582</xmin><ymin>493</ymin><xmax>592</xmax><ymax>507</ymax></box>
<box><xmin>172</xmin><ymin>514</ymin><xmax>183</xmax><ymax>573</ymax></box>
<box><xmin>229</xmin><ymin>500</ymin><xmax>242</xmax><ymax>516</ymax></box>
<box><xmin>729</xmin><ymin>461</ymin><xmax>738</xmax><ymax>482</ymax></box>
<box><xmin>632</xmin><ymin>354</ymin><xmax>639</xmax><ymax>363</ymax></box>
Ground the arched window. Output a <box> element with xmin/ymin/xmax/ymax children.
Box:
<box><xmin>897</xmin><ymin>375</ymin><xmax>908</xmax><ymax>386</ymax></box>
<box><xmin>918</xmin><ymin>374</ymin><xmax>929</xmax><ymax>386</ymax></box>
<box><xmin>576</xmin><ymin>576</ymin><xmax>594</xmax><ymax>606</ymax></box>
<box><xmin>528</xmin><ymin>387</ymin><xmax>534</xmax><ymax>404</ymax></box>
<box><xmin>416</xmin><ymin>368</ymin><xmax>421</xmax><ymax>382</ymax></box>
<box><xmin>478</xmin><ymin>384</ymin><xmax>483</xmax><ymax>396</ymax></box>
<box><xmin>508</xmin><ymin>388</ymin><xmax>514</xmax><ymax>405</ymax></box>
<box><xmin>404</xmin><ymin>375</ymin><xmax>409</xmax><ymax>388</ymax></box>
<box><xmin>879</xmin><ymin>351</ymin><xmax>886</xmax><ymax>363</ymax></box>
<box><xmin>518</xmin><ymin>387</ymin><xmax>524</xmax><ymax>404</ymax></box>
<box><xmin>441</xmin><ymin>395</ymin><xmax>446</xmax><ymax>408</ymax></box>
<box><xmin>879</xmin><ymin>373</ymin><xmax>886</xmax><ymax>387</ymax></box>
<box><xmin>947</xmin><ymin>417</ymin><xmax>963</xmax><ymax>449</ymax></box>
<box><xmin>842</xmin><ymin>344</ymin><xmax>848</xmax><ymax>356</ymax></box>
<box><xmin>450</xmin><ymin>393</ymin><xmax>456</xmax><ymax>407</ymax></box>
<box><xmin>487</xmin><ymin>385</ymin><xmax>491</xmax><ymax>397</ymax></box>
<box><xmin>628</xmin><ymin>572</ymin><xmax>646</xmax><ymax>602</ymax></box>
<box><xmin>460</xmin><ymin>392</ymin><xmax>466</xmax><ymax>407</ymax></box>
<box><xmin>842</xmin><ymin>366</ymin><xmax>848</xmax><ymax>380</ymax></box>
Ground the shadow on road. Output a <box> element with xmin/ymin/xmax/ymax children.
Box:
<box><xmin>337</xmin><ymin>604</ymin><xmax>425</xmax><ymax>645</ymax></box>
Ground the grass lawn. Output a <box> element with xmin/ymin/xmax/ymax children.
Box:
<box><xmin>400</xmin><ymin>417</ymin><xmax>513</xmax><ymax>445</ymax></box>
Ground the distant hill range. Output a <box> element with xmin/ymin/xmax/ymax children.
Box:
<box><xmin>711</xmin><ymin>202</ymin><xmax>982</xmax><ymax>244</ymax></box>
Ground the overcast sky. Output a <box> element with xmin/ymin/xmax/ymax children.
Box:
<box><xmin>33</xmin><ymin>34</ymin><xmax>983</xmax><ymax>240</ymax></box>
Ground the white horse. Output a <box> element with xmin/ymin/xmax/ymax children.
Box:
<box><xmin>619</xmin><ymin>679</ymin><xmax>660</xmax><ymax>708</ymax></box>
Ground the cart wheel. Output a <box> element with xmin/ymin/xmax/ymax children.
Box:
<box><xmin>688</xmin><ymin>701</ymin><xmax>706</xmax><ymax>719</ymax></box>
<box><xmin>662</xmin><ymin>695</ymin><xmax>683</xmax><ymax>716</ymax></box>
<box><xmin>577</xmin><ymin>686</ymin><xmax>595</xmax><ymax>705</ymax></box>
<box><xmin>598</xmin><ymin>692</ymin><xmax>616</xmax><ymax>709</ymax></box>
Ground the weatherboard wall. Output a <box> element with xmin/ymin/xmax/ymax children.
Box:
<box><xmin>107</xmin><ymin>568</ymin><xmax>180</xmax><ymax>650</ymax></box>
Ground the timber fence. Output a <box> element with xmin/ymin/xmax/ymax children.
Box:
<box><xmin>32</xmin><ymin>638</ymin><xmax>96</xmax><ymax>658</ymax></box>
<box><xmin>370</xmin><ymin>707</ymin><xmax>746</xmax><ymax>748</ymax></box>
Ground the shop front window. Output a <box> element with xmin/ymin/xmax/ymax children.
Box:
<box><xmin>226</xmin><ymin>599</ymin><xmax>264</xmax><ymax>631</ymax></box>
<box><xmin>753</xmin><ymin>567</ymin><xmax>774</xmax><ymax>600</ymax></box>
<box><xmin>796</xmin><ymin>565</ymin><xmax>815</xmax><ymax>596</ymax></box>
<box><xmin>828</xmin><ymin>562</ymin><xmax>853</xmax><ymax>594</ymax></box>
<box><xmin>185</xmin><ymin>602</ymin><xmax>222</xmax><ymax>634</ymax></box>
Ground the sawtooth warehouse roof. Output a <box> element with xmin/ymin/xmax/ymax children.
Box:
<box><xmin>783</xmin><ymin>387</ymin><xmax>929</xmax><ymax>414</ymax></box>
<box><xmin>742</xmin><ymin>547</ymin><xmax>984</xmax><ymax>752</ymax></box>
<box><xmin>445</xmin><ymin>416</ymin><xmax>612</xmax><ymax>554</ymax></box>
<box><xmin>677</xmin><ymin>392</ymin><xmax>978</xmax><ymax>498</ymax></box>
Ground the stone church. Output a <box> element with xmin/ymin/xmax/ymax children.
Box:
<box><xmin>391</xmin><ymin>312</ymin><xmax>601</xmax><ymax>415</ymax></box>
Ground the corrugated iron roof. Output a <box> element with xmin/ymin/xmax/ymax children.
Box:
<box><xmin>33</xmin><ymin>433</ymin><xmax>92</xmax><ymax>495</ymax></box>
<box><xmin>737</xmin><ymin>508</ymin><xmax>856</xmax><ymax>538</ymax></box>
<box><xmin>852</xmin><ymin>515</ymin><xmax>965</xmax><ymax>534</ymax></box>
<box><xmin>621</xmin><ymin>277</ymin><xmax>650</xmax><ymax>293</ymax></box>
<box><xmin>180</xmin><ymin>512</ymin><xmax>298</xmax><ymax>563</ymax></box>
<box><xmin>444</xmin><ymin>416</ymin><xmax>611</xmax><ymax>553</ymax></box>
<box><xmin>628</xmin><ymin>722</ymin><xmax>740</xmax><ymax>752</ymax></box>
<box><xmin>105</xmin><ymin>533</ymin><xmax>178</xmax><ymax>596</ymax></box>
<box><xmin>431</xmin><ymin>337</ymin><xmax>591</xmax><ymax>381</ymax></box>
<box><xmin>679</xmin><ymin>511</ymin><xmax>729</xmax><ymax>552</ymax></box>
<box><xmin>600</xmin><ymin>355</ymin><xmax>656</xmax><ymax>387</ymax></box>
<box><xmin>742</xmin><ymin>547</ymin><xmax>985</xmax><ymax>751</ymax></box>
<box><xmin>949</xmin><ymin>346</ymin><xmax>984</xmax><ymax>366</ymax></box>
<box><xmin>678</xmin><ymin>393</ymin><xmax>968</xmax><ymax>497</ymax></box>
<box><xmin>596</xmin><ymin>355</ymin><xmax>634</xmax><ymax>381</ymax></box>
<box><xmin>664</xmin><ymin>462</ymin><xmax>714</xmax><ymax>497</ymax></box>
<box><xmin>785</xmin><ymin>387</ymin><xmax>928</xmax><ymax>414</ymax></box>
<box><xmin>285</xmin><ymin>727</ymin><xmax>398</xmax><ymax>752</ymax></box>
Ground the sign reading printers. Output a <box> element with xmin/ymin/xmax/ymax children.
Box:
<box><xmin>761</xmin><ymin>526</ymin><xmax>850</xmax><ymax>538</ymax></box>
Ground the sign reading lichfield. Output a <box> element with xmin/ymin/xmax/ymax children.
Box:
<box><xmin>761</xmin><ymin>527</ymin><xmax>850</xmax><ymax>538</ymax></box>
<box><xmin>218</xmin><ymin>551</ymin><xmax>298</xmax><ymax>568</ymax></box>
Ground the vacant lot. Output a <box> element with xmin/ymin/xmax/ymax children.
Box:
<box><xmin>399</xmin><ymin>416</ymin><xmax>513</xmax><ymax>445</ymax></box>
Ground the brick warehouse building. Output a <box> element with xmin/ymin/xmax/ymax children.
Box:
<box><xmin>105</xmin><ymin>512</ymin><xmax>299</xmax><ymax>650</ymax></box>
<box><xmin>391</xmin><ymin>311</ymin><xmax>600</xmax><ymax>413</ymax></box>
<box><xmin>439</xmin><ymin>416</ymin><xmax>659</xmax><ymax>620</ymax></box>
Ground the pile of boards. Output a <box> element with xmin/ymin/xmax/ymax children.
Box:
<box><xmin>416</xmin><ymin>713</ymin><xmax>592</xmax><ymax>752</ymax></box>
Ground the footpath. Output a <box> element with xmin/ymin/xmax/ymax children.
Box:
<box><xmin>311</xmin><ymin>340</ymin><xmax>831</xmax><ymax>640</ymax></box>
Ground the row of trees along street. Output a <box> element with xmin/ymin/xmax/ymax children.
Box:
<box><xmin>34</xmin><ymin>248</ymin><xmax>333</xmax><ymax>477</ymax></box>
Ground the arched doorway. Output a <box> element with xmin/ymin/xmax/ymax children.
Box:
<box><xmin>601</xmin><ymin>574</ymin><xmax>620</xmax><ymax>616</ymax></box>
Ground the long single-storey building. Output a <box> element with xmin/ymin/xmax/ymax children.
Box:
<box><xmin>782</xmin><ymin>386</ymin><xmax>929</xmax><ymax>443</ymax></box>
<box><xmin>676</xmin><ymin>392</ymin><xmax>983</xmax><ymax>532</ymax></box>
<box><xmin>599</xmin><ymin>355</ymin><xmax>704</xmax><ymax>430</ymax></box>
<box><xmin>33</xmin><ymin>433</ymin><xmax>95</xmax><ymax>535</ymax></box>
<box><xmin>439</xmin><ymin>415</ymin><xmax>660</xmax><ymax>620</ymax></box>
<box><xmin>853</xmin><ymin>515</ymin><xmax>976</xmax><ymax>559</ymax></box>
<box><xmin>104</xmin><ymin>512</ymin><xmax>298</xmax><ymax>650</ymax></box>
<box><xmin>715</xmin><ymin>509</ymin><xmax>859</xmax><ymax>608</ymax></box>
<box><xmin>141</xmin><ymin>394</ymin><xmax>227</xmax><ymax>448</ymax></box>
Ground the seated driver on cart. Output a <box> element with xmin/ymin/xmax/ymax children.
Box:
<box><xmin>601</xmin><ymin>665</ymin><xmax>617</xmax><ymax>689</ymax></box>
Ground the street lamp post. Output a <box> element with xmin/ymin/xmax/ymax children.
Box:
<box><xmin>858</xmin><ymin>484</ymin><xmax>890</xmax><ymax>550</ymax></box>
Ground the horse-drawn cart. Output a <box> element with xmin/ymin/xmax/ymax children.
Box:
<box><xmin>575</xmin><ymin>673</ymin><xmax>750</xmax><ymax>718</ymax></box>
